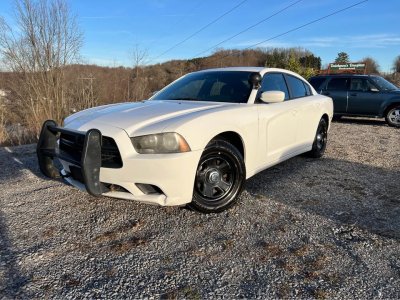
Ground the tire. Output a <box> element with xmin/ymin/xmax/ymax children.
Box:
<box><xmin>307</xmin><ymin>118</ymin><xmax>328</xmax><ymax>158</ymax></box>
<box><xmin>188</xmin><ymin>140</ymin><xmax>246</xmax><ymax>213</ymax></box>
<box><xmin>385</xmin><ymin>105</ymin><xmax>400</xmax><ymax>128</ymax></box>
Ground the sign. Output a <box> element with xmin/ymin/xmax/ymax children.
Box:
<box><xmin>329</xmin><ymin>63</ymin><xmax>366</xmax><ymax>73</ymax></box>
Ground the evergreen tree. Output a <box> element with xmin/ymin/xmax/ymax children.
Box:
<box><xmin>334</xmin><ymin>52</ymin><xmax>350</xmax><ymax>64</ymax></box>
<box><xmin>287</xmin><ymin>51</ymin><xmax>301</xmax><ymax>74</ymax></box>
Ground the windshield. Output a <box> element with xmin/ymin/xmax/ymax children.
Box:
<box><xmin>151</xmin><ymin>71</ymin><xmax>253</xmax><ymax>103</ymax></box>
<box><xmin>370</xmin><ymin>76</ymin><xmax>399</xmax><ymax>91</ymax></box>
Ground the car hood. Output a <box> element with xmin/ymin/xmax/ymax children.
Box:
<box><xmin>64</xmin><ymin>100</ymin><xmax>227</xmax><ymax>135</ymax></box>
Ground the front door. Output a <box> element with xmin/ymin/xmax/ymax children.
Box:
<box><xmin>347</xmin><ymin>78</ymin><xmax>383</xmax><ymax>116</ymax></box>
<box><xmin>257</xmin><ymin>72</ymin><xmax>300</xmax><ymax>164</ymax></box>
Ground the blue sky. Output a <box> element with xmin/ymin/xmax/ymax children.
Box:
<box><xmin>1</xmin><ymin>0</ymin><xmax>399</xmax><ymax>71</ymax></box>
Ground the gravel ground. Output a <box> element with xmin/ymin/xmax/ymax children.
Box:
<box><xmin>0</xmin><ymin>117</ymin><xmax>399</xmax><ymax>299</ymax></box>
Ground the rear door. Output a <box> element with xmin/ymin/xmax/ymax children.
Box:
<box><xmin>347</xmin><ymin>78</ymin><xmax>383</xmax><ymax>116</ymax></box>
<box><xmin>322</xmin><ymin>77</ymin><xmax>349</xmax><ymax>113</ymax></box>
<box><xmin>284</xmin><ymin>74</ymin><xmax>319</xmax><ymax>149</ymax></box>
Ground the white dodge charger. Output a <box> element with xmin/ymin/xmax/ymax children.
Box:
<box><xmin>37</xmin><ymin>67</ymin><xmax>333</xmax><ymax>213</ymax></box>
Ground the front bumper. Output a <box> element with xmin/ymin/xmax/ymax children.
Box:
<box><xmin>36</xmin><ymin>120</ymin><xmax>202</xmax><ymax>206</ymax></box>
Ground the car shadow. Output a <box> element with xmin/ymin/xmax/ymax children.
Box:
<box><xmin>0</xmin><ymin>211</ymin><xmax>30</xmax><ymax>297</ymax></box>
<box><xmin>2</xmin><ymin>144</ymin><xmax>399</xmax><ymax>241</ymax></box>
<box><xmin>334</xmin><ymin>117</ymin><xmax>387</xmax><ymax>127</ymax></box>
<box><xmin>0</xmin><ymin>144</ymin><xmax>45</xmax><ymax>184</ymax></box>
<box><xmin>0</xmin><ymin>146</ymin><xmax>35</xmax><ymax>296</ymax></box>
<box><xmin>245</xmin><ymin>156</ymin><xmax>400</xmax><ymax>240</ymax></box>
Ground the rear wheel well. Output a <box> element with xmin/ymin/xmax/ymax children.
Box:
<box><xmin>210</xmin><ymin>131</ymin><xmax>244</xmax><ymax>160</ymax></box>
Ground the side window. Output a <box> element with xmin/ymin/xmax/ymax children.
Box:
<box><xmin>327</xmin><ymin>78</ymin><xmax>348</xmax><ymax>91</ymax></box>
<box><xmin>350</xmin><ymin>78</ymin><xmax>367</xmax><ymax>91</ymax></box>
<box><xmin>286</xmin><ymin>75</ymin><xmax>307</xmax><ymax>99</ymax></box>
<box><xmin>350</xmin><ymin>78</ymin><xmax>377</xmax><ymax>92</ymax></box>
<box><xmin>260</xmin><ymin>73</ymin><xmax>289</xmax><ymax>100</ymax></box>
<box><xmin>366</xmin><ymin>80</ymin><xmax>378</xmax><ymax>91</ymax></box>
<box><xmin>303</xmin><ymin>82</ymin><xmax>312</xmax><ymax>96</ymax></box>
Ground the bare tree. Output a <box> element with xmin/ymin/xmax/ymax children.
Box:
<box><xmin>129</xmin><ymin>45</ymin><xmax>148</xmax><ymax>101</ymax></box>
<box><xmin>394</xmin><ymin>55</ymin><xmax>400</xmax><ymax>73</ymax></box>
<box><xmin>362</xmin><ymin>57</ymin><xmax>380</xmax><ymax>74</ymax></box>
<box><xmin>0</xmin><ymin>0</ymin><xmax>83</xmax><ymax>134</ymax></box>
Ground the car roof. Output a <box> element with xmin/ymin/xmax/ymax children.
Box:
<box><xmin>195</xmin><ymin>67</ymin><xmax>306</xmax><ymax>78</ymax></box>
<box><xmin>198</xmin><ymin>67</ymin><xmax>264</xmax><ymax>73</ymax></box>
<box><xmin>310</xmin><ymin>74</ymin><xmax>380</xmax><ymax>78</ymax></box>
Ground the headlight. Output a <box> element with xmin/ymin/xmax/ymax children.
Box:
<box><xmin>131</xmin><ymin>133</ymin><xmax>191</xmax><ymax>154</ymax></box>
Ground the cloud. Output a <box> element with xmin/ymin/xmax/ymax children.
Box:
<box><xmin>231</xmin><ymin>40</ymin><xmax>293</xmax><ymax>48</ymax></box>
<box><xmin>231</xmin><ymin>33</ymin><xmax>400</xmax><ymax>50</ymax></box>
<box><xmin>82</xmin><ymin>56</ymin><xmax>128</xmax><ymax>67</ymax></box>
<box><xmin>299</xmin><ymin>37</ymin><xmax>340</xmax><ymax>48</ymax></box>
<box><xmin>300</xmin><ymin>34</ymin><xmax>400</xmax><ymax>48</ymax></box>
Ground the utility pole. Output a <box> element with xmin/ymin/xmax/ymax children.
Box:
<box><xmin>78</xmin><ymin>74</ymin><xmax>96</xmax><ymax>108</ymax></box>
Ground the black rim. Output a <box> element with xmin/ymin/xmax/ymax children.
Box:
<box><xmin>195</xmin><ymin>155</ymin><xmax>235</xmax><ymax>201</ymax></box>
<box><xmin>316</xmin><ymin>122</ymin><xmax>327</xmax><ymax>151</ymax></box>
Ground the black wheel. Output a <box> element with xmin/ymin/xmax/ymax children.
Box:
<box><xmin>385</xmin><ymin>105</ymin><xmax>400</xmax><ymax>128</ymax></box>
<box><xmin>188</xmin><ymin>140</ymin><xmax>245</xmax><ymax>213</ymax></box>
<box><xmin>307</xmin><ymin>118</ymin><xmax>328</xmax><ymax>158</ymax></box>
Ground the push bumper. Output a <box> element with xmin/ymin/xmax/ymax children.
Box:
<box><xmin>36</xmin><ymin>120</ymin><xmax>106</xmax><ymax>196</ymax></box>
<box><xmin>36</xmin><ymin>120</ymin><xmax>202</xmax><ymax>206</ymax></box>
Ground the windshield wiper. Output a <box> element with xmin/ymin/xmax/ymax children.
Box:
<box><xmin>171</xmin><ymin>97</ymin><xmax>199</xmax><ymax>101</ymax></box>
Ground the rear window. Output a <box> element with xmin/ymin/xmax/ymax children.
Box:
<box><xmin>327</xmin><ymin>78</ymin><xmax>348</xmax><ymax>91</ymax></box>
<box><xmin>309</xmin><ymin>77</ymin><xmax>326</xmax><ymax>90</ymax></box>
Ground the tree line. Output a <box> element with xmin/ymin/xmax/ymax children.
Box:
<box><xmin>0</xmin><ymin>0</ymin><xmax>399</xmax><ymax>145</ymax></box>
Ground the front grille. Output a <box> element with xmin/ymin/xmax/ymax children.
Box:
<box><xmin>69</xmin><ymin>166</ymin><xmax>84</xmax><ymax>183</ymax></box>
<box><xmin>59</xmin><ymin>132</ymin><xmax>85</xmax><ymax>163</ymax></box>
<box><xmin>59</xmin><ymin>132</ymin><xmax>123</xmax><ymax>168</ymax></box>
<box><xmin>101</xmin><ymin>136</ymin><xmax>123</xmax><ymax>168</ymax></box>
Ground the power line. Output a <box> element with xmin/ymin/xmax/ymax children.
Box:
<box><xmin>206</xmin><ymin>0</ymin><xmax>368</xmax><ymax>64</ymax></box>
<box><xmin>145</xmin><ymin>0</ymin><xmax>204</xmax><ymax>51</ymax></box>
<box><xmin>195</xmin><ymin>0</ymin><xmax>304</xmax><ymax>57</ymax></box>
<box><xmin>152</xmin><ymin>0</ymin><xmax>249</xmax><ymax>61</ymax></box>
<box><xmin>244</xmin><ymin>0</ymin><xmax>368</xmax><ymax>50</ymax></box>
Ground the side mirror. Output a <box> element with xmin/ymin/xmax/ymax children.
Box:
<box><xmin>248</xmin><ymin>72</ymin><xmax>262</xmax><ymax>89</ymax></box>
<box><xmin>260</xmin><ymin>91</ymin><xmax>285</xmax><ymax>103</ymax></box>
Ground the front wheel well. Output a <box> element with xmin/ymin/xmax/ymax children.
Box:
<box><xmin>321</xmin><ymin>113</ymin><xmax>329</xmax><ymax>127</ymax></box>
<box><xmin>209</xmin><ymin>131</ymin><xmax>245</xmax><ymax>160</ymax></box>
<box><xmin>384</xmin><ymin>102</ymin><xmax>400</xmax><ymax>115</ymax></box>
